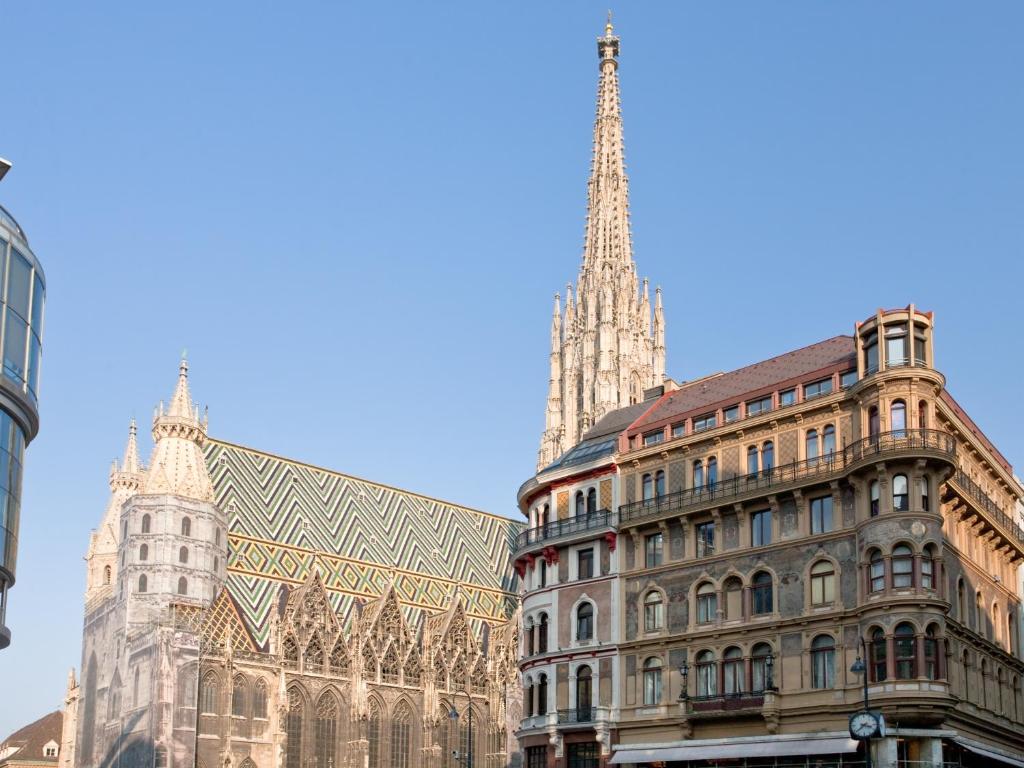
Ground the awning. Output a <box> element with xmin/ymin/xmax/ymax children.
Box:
<box><xmin>610</xmin><ymin>736</ymin><xmax>858</xmax><ymax>764</ymax></box>
<box><xmin>955</xmin><ymin>738</ymin><xmax>1024</xmax><ymax>768</ymax></box>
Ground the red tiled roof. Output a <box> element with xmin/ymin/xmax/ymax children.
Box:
<box><xmin>0</xmin><ymin>711</ymin><xmax>62</xmax><ymax>765</ymax></box>
<box><xmin>628</xmin><ymin>336</ymin><xmax>856</xmax><ymax>435</ymax></box>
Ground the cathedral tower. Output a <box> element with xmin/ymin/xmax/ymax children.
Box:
<box><xmin>537</xmin><ymin>19</ymin><xmax>666</xmax><ymax>469</ymax></box>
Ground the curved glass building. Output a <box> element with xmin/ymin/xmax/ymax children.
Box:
<box><xmin>0</xmin><ymin>195</ymin><xmax>45</xmax><ymax>649</ymax></box>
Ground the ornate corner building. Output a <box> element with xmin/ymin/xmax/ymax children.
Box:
<box><xmin>64</xmin><ymin>362</ymin><xmax>525</xmax><ymax>768</ymax></box>
<box><xmin>0</xmin><ymin>169</ymin><xmax>46</xmax><ymax>650</ymax></box>
<box><xmin>518</xmin><ymin>22</ymin><xmax>1024</xmax><ymax>768</ymax></box>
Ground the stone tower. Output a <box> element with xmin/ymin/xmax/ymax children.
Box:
<box><xmin>538</xmin><ymin>19</ymin><xmax>666</xmax><ymax>470</ymax></box>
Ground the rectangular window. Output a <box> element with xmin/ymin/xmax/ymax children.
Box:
<box><xmin>577</xmin><ymin>548</ymin><xmax>594</xmax><ymax>580</ymax></box>
<box><xmin>779</xmin><ymin>388</ymin><xmax>796</xmax><ymax>407</ymax></box>
<box><xmin>693</xmin><ymin>413</ymin><xmax>717</xmax><ymax>432</ymax></box>
<box><xmin>810</xmin><ymin>496</ymin><xmax>834</xmax><ymax>534</ymax></box>
<box><xmin>751</xmin><ymin>510</ymin><xmax>772</xmax><ymax>547</ymax></box>
<box><xmin>840</xmin><ymin>370</ymin><xmax>858</xmax><ymax>388</ymax></box>
<box><xmin>645</xmin><ymin>533</ymin><xmax>663</xmax><ymax>568</ymax></box>
<box><xmin>527</xmin><ymin>747</ymin><xmax>547</xmax><ymax>768</ymax></box>
<box><xmin>567</xmin><ymin>743</ymin><xmax>600</xmax><ymax>768</ymax></box>
<box><xmin>886</xmin><ymin>324</ymin><xmax>908</xmax><ymax>367</ymax></box>
<box><xmin>643</xmin><ymin>430</ymin><xmax>664</xmax><ymax>446</ymax></box>
<box><xmin>804</xmin><ymin>378</ymin><xmax>833</xmax><ymax>399</ymax></box>
<box><xmin>746</xmin><ymin>396</ymin><xmax>772</xmax><ymax>417</ymax></box>
<box><xmin>671</xmin><ymin>423</ymin><xmax>686</xmax><ymax>438</ymax></box>
<box><xmin>723</xmin><ymin>405</ymin><xmax>740</xmax><ymax>423</ymax></box>
<box><xmin>696</xmin><ymin>522</ymin><xmax>715</xmax><ymax>558</ymax></box>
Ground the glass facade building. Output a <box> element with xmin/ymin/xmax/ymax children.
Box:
<box><xmin>0</xmin><ymin>202</ymin><xmax>45</xmax><ymax>649</ymax></box>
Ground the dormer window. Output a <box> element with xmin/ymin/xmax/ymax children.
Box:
<box><xmin>804</xmin><ymin>378</ymin><xmax>833</xmax><ymax>400</ymax></box>
<box><xmin>693</xmin><ymin>413</ymin><xmax>717</xmax><ymax>432</ymax></box>
<box><xmin>863</xmin><ymin>332</ymin><xmax>879</xmax><ymax>374</ymax></box>
<box><xmin>746</xmin><ymin>396</ymin><xmax>772</xmax><ymax>417</ymax></box>
<box><xmin>723</xmin><ymin>405</ymin><xmax>740</xmax><ymax>423</ymax></box>
<box><xmin>779</xmin><ymin>389</ymin><xmax>796</xmax><ymax>407</ymax></box>
<box><xmin>840</xmin><ymin>370</ymin><xmax>858</xmax><ymax>388</ymax></box>
<box><xmin>885</xmin><ymin>323</ymin><xmax>908</xmax><ymax>367</ymax></box>
<box><xmin>643</xmin><ymin>430</ymin><xmax>664</xmax><ymax>447</ymax></box>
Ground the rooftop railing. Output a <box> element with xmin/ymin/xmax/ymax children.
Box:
<box><xmin>620</xmin><ymin>429</ymin><xmax>955</xmax><ymax>527</ymax></box>
<box><xmin>515</xmin><ymin>509</ymin><xmax>612</xmax><ymax>552</ymax></box>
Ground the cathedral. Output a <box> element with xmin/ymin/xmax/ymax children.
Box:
<box><xmin>61</xmin><ymin>360</ymin><xmax>524</xmax><ymax>768</ymax></box>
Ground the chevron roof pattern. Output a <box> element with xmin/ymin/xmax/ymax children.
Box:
<box><xmin>204</xmin><ymin>439</ymin><xmax>524</xmax><ymax>645</ymax></box>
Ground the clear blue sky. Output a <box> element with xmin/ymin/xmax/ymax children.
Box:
<box><xmin>1</xmin><ymin>1</ymin><xmax>1022</xmax><ymax>734</ymax></box>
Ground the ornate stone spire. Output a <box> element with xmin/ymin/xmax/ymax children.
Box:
<box><xmin>537</xmin><ymin>20</ymin><xmax>666</xmax><ymax>469</ymax></box>
<box><xmin>141</xmin><ymin>357</ymin><xmax>214</xmax><ymax>501</ymax></box>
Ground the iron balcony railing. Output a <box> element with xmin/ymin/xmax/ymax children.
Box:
<box><xmin>950</xmin><ymin>470</ymin><xmax>1024</xmax><ymax>546</ymax></box>
<box><xmin>557</xmin><ymin>707</ymin><xmax>595</xmax><ymax>724</ymax></box>
<box><xmin>619</xmin><ymin>429</ymin><xmax>955</xmax><ymax>527</ymax></box>
<box><xmin>515</xmin><ymin>509</ymin><xmax>612</xmax><ymax>551</ymax></box>
<box><xmin>691</xmin><ymin>691</ymin><xmax>765</xmax><ymax>711</ymax></box>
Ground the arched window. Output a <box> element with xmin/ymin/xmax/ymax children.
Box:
<box><xmin>921</xmin><ymin>545</ymin><xmax>935</xmax><ymax>590</ymax></box>
<box><xmin>306</xmin><ymin>637</ymin><xmax>325</xmax><ymax>675</ymax></box>
<box><xmin>869</xmin><ymin>549</ymin><xmax>884</xmax><ymax>593</ymax></box>
<box><xmin>693</xmin><ymin>459</ymin><xmax>704</xmax><ymax>489</ymax></box>
<box><xmin>139</xmin><ymin>544</ymin><xmax>148</xmax><ymax>561</ymax></box>
<box><xmin>976</xmin><ymin>591</ymin><xmax>984</xmax><ymax>635</ymax></box>
<box><xmin>891</xmin><ymin>400</ymin><xmax>906</xmax><ymax>438</ymax></box>
<box><xmin>707</xmin><ymin>457</ymin><xmax>718</xmax><ymax>487</ymax></box>
<box><xmin>524</xmin><ymin>680</ymin><xmax>534</xmax><ymax>718</ymax></box>
<box><xmin>141</xmin><ymin>514</ymin><xmax>151</xmax><ymax>534</ymax></box>
<box><xmin>696</xmin><ymin>582</ymin><xmax>717</xmax><ymax>624</ymax></box>
<box><xmin>538</xmin><ymin>559</ymin><xmax>546</xmax><ymax>588</ymax></box>
<box><xmin>215</xmin><ymin>528</ymin><xmax>221</xmax><ymax>546</ymax></box>
<box><xmin>232</xmin><ymin>676</ymin><xmax>247</xmax><ymax>717</ymax></box>
<box><xmin>810</xmin><ymin>560</ymin><xmax>836</xmax><ymax>605</ymax></box>
<box><xmin>642</xmin><ymin>473</ymin><xmax>653</xmax><ymax>501</ymax></box>
<box><xmin>654</xmin><ymin>470</ymin><xmax>665</xmax><ymax>497</ymax></box>
<box><xmin>576</xmin><ymin>665</ymin><xmax>593</xmax><ymax>715</ymax></box>
<box><xmin>752</xmin><ymin>571</ymin><xmax>773</xmax><ymax>615</ymax></box>
<box><xmin>957</xmin><ymin>578</ymin><xmax>967</xmax><ymax>622</ymax></box>
<box><xmin>525</xmin><ymin>620</ymin><xmax>534</xmax><ymax>656</ymax></box>
<box><xmin>823</xmin><ymin>424</ymin><xmax>836</xmax><ymax>457</ymax></box>
<box><xmin>316</xmin><ymin>693</ymin><xmax>339</xmax><ymax>768</ymax></box>
<box><xmin>253</xmin><ymin>679</ymin><xmax>268</xmax><ymax>719</ymax></box>
<box><xmin>868</xmin><ymin>407</ymin><xmax>880</xmax><ymax>439</ymax></box>
<box><xmin>894</xmin><ymin>623</ymin><xmax>916</xmax><ymax>679</ymax></box>
<box><xmin>389</xmin><ymin>700</ymin><xmax>412</xmax><ymax>768</ymax></box>
<box><xmin>644</xmin><ymin>591</ymin><xmax>664</xmax><ymax>632</ymax></box>
<box><xmin>696</xmin><ymin>650</ymin><xmax>716</xmax><ymax>697</ymax></box>
<box><xmin>103</xmin><ymin>565</ymin><xmax>111</xmax><ymax>585</ymax></box>
<box><xmin>380</xmin><ymin>643</ymin><xmax>399</xmax><ymax>684</ymax></box>
<box><xmin>179</xmin><ymin>546</ymin><xmax>189</xmax><ymax>564</ymax></box>
<box><xmin>981</xmin><ymin>660</ymin><xmax>989</xmax><ymax>708</ymax></box>
<box><xmin>138</xmin><ymin>574</ymin><xmax>148</xmax><ymax>593</ymax></box>
<box><xmin>918</xmin><ymin>400</ymin><xmax>928</xmax><ymax>430</ymax></box>
<box><xmin>586</xmin><ymin>487</ymin><xmax>597</xmax><ymax>514</ymax></box>
<box><xmin>177</xmin><ymin>577</ymin><xmax>188</xmax><ymax>595</ymax></box>
<box><xmin>870</xmin><ymin>481</ymin><xmax>880</xmax><ymax>516</ymax></box>
<box><xmin>538</xmin><ymin>613</ymin><xmax>548</xmax><ymax>653</ymax></box>
<box><xmin>751</xmin><ymin>643</ymin><xmax>772</xmax><ymax>692</ymax></box>
<box><xmin>576</xmin><ymin>602</ymin><xmax>594</xmax><ymax>642</ymax></box>
<box><xmin>367</xmin><ymin>701</ymin><xmax>381</xmax><ymax>768</ymax></box>
<box><xmin>747</xmin><ymin>445</ymin><xmax>758</xmax><ymax>475</ymax></box>
<box><xmin>870</xmin><ymin>628</ymin><xmax>887</xmax><ymax>682</ymax></box>
<box><xmin>200</xmin><ymin>673</ymin><xmax>218</xmax><ymax>714</ymax></box>
<box><xmin>892</xmin><ymin>544</ymin><xmax>914</xmax><ymax>588</ymax></box>
<box><xmin>181</xmin><ymin>517</ymin><xmax>191</xmax><ymax>537</ymax></box>
<box><xmin>643</xmin><ymin>657</ymin><xmax>663</xmax><ymax>705</ymax></box>
<box><xmin>811</xmin><ymin>635</ymin><xmax>835</xmax><ymax>689</ymax></box>
<box><xmin>994</xmin><ymin>603</ymin><xmax>1003</xmax><ymax>648</ymax></box>
<box><xmin>893</xmin><ymin>474</ymin><xmax>909</xmax><ymax>512</ymax></box>
<box><xmin>723</xmin><ymin>647</ymin><xmax>744</xmax><ymax>694</ymax></box>
<box><xmin>919</xmin><ymin>476</ymin><xmax>930</xmax><ymax>512</ymax></box>
<box><xmin>537</xmin><ymin>674</ymin><xmax>548</xmax><ymax>715</ymax></box>
<box><xmin>924</xmin><ymin>625</ymin><xmax>939</xmax><ymax>680</ymax></box>
<box><xmin>761</xmin><ymin>441</ymin><xmax>774</xmax><ymax>472</ymax></box>
<box><xmin>806</xmin><ymin>429</ymin><xmax>819</xmax><ymax>463</ymax></box>
<box><xmin>724</xmin><ymin>576</ymin><xmax>743</xmax><ymax>620</ymax></box>
<box><xmin>575</xmin><ymin>492</ymin><xmax>585</xmax><ymax>517</ymax></box>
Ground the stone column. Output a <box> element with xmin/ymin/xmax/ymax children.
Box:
<box><xmin>872</xmin><ymin>736</ymin><xmax>899</xmax><ymax>768</ymax></box>
<box><xmin>919</xmin><ymin>736</ymin><xmax>944</xmax><ymax>767</ymax></box>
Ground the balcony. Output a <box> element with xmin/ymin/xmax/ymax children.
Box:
<box><xmin>947</xmin><ymin>470</ymin><xmax>1024</xmax><ymax>548</ymax></box>
<box><xmin>619</xmin><ymin>429</ymin><xmax>956</xmax><ymax>528</ymax></box>
<box><xmin>514</xmin><ymin>509</ymin><xmax>613</xmax><ymax>555</ymax></box>
<box><xmin>557</xmin><ymin>707</ymin><xmax>596</xmax><ymax>725</ymax></box>
<box><xmin>690</xmin><ymin>691</ymin><xmax>765</xmax><ymax>713</ymax></box>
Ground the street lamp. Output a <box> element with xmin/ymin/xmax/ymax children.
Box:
<box><xmin>764</xmin><ymin>653</ymin><xmax>776</xmax><ymax>691</ymax></box>
<box><xmin>677</xmin><ymin>660</ymin><xmax>690</xmax><ymax>701</ymax></box>
<box><xmin>449</xmin><ymin>704</ymin><xmax>473</xmax><ymax>768</ymax></box>
<box><xmin>849</xmin><ymin>637</ymin><xmax>882</xmax><ymax>768</ymax></box>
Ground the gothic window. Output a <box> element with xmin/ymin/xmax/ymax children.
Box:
<box><xmin>232</xmin><ymin>675</ymin><xmax>247</xmax><ymax>717</ymax></box>
<box><xmin>696</xmin><ymin>582</ymin><xmax>716</xmax><ymax>624</ymax></box>
<box><xmin>179</xmin><ymin>546</ymin><xmax>188</xmax><ymax>564</ymax></box>
<box><xmin>644</xmin><ymin>591</ymin><xmax>664</xmax><ymax>632</ymax></box>
<box><xmin>177</xmin><ymin>577</ymin><xmax>188</xmax><ymax>595</ymax></box>
<box><xmin>367</xmin><ymin>701</ymin><xmax>382</xmax><ymax>768</ymax></box>
<box><xmin>586</xmin><ymin>487</ymin><xmax>597</xmax><ymax>513</ymax></box>
<box><xmin>576</xmin><ymin>602</ymin><xmax>594</xmax><ymax>642</ymax></box>
<box><xmin>381</xmin><ymin>643</ymin><xmax>401</xmax><ymax>684</ymax></box>
<box><xmin>200</xmin><ymin>672</ymin><xmax>218</xmax><ymax>714</ymax></box>
<box><xmin>315</xmin><ymin>692</ymin><xmax>338</xmax><ymax>768</ymax></box>
<box><xmin>471</xmin><ymin>656</ymin><xmax>487</xmax><ymax>694</ymax></box>
<box><xmin>141</xmin><ymin>514</ymin><xmax>151</xmax><ymax>534</ymax></box>
<box><xmin>108</xmin><ymin>672</ymin><xmax>122</xmax><ymax>719</ymax></box>
<box><xmin>253</xmin><ymin>679</ymin><xmax>268</xmax><ymax>719</ymax></box>
<box><xmin>103</xmin><ymin>565</ymin><xmax>111</xmax><ymax>585</ymax></box>
<box><xmin>537</xmin><ymin>675</ymin><xmax>548</xmax><ymax>715</ymax></box>
<box><xmin>305</xmin><ymin>636</ymin><xmax>325</xmax><ymax>674</ymax></box>
<box><xmin>285</xmin><ymin>688</ymin><xmax>304</xmax><ymax>768</ymax></box>
<box><xmin>724</xmin><ymin>576</ymin><xmax>742</xmax><ymax>620</ymax></box>
<box><xmin>138</xmin><ymin>574</ymin><xmax>148</xmax><ymax>593</ymax></box>
<box><xmin>282</xmin><ymin>634</ymin><xmax>299</xmax><ymax>666</ymax></box>
<box><xmin>751</xmin><ymin>643</ymin><xmax>772</xmax><ymax>692</ymax></box>
<box><xmin>404</xmin><ymin>648</ymin><xmax>421</xmax><ymax>686</ymax></box>
<box><xmin>810</xmin><ymin>560</ymin><xmax>836</xmax><ymax>605</ymax></box>
<box><xmin>389</xmin><ymin>700</ymin><xmax>412</xmax><ymax>768</ymax></box>
<box><xmin>695</xmin><ymin>650</ymin><xmax>716</xmax><ymax>697</ymax></box>
<box><xmin>139</xmin><ymin>544</ymin><xmax>148</xmax><ymax>561</ymax></box>
<box><xmin>575</xmin><ymin>491</ymin><xmax>585</xmax><ymax>516</ymax></box>
<box><xmin>723</xmin><ymin>647</ymin><xmax>743</xmax><ymax>694</ymax></box>
<box><xmin>576</xmin><ymin>665</ymin><xmax>592</xmax><ymax>713</ymax></box>
<box><xmin>181</xmin><ymin>517</ymin><xmax>191</xmax><ymax>537</ymax></box>
<box><xmin>434</xmin><ymin>653</ymin><xmax>447</xmax><ymax>690</ymax></box>
<box><xmin>894</xmin><ymin>622</ymin><xmax>916</xmax><ymax>679</ymax></box>
<box><xmin>870</xmin><ymin>628</ymin><xmax>887</xmax><ymax>682</ymax></box>
<box><xmin>362</xmin><ymin>645</ymin><xmax>377</xmax><ymax>682</ymax></box>
<box><xmin>751</xmin><ymin>571</ymin><xmax>773</xmax><ymax>614</ymax></box>
<box><xmin>811</xmin><ymin>635</ymin><xmax>835</xmax><ymax>689</ymax></box>
<box><xmin>643</xmin><ymin>657</ymin><xmax>662</xmax><ymax>705</ymax></box>
<box><xmin>538</xmin><ymin>613</ymin><xmax>548</xmax><ymax>653</ymax></box>
<box><xmin>329</xmin><ymin>638</ymin><xmax>349</xmax><ymax>675</ymax></box>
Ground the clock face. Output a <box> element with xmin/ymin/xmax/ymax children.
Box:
<box><xmin>849</xmin><ymin>712</ymin><xmax>877</xmax><ymax>739</ymax></box>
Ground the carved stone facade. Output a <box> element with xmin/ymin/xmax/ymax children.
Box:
<box><xmin>537</xmin><ymin>20</ymin><xmax>665</xmax><ymax>471</ymax></box>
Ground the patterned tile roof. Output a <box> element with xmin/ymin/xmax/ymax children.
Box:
<box><xmin>0</xmin><ymin>711</ymin><xmax>61</xmax><ymax>766</ymax></box>
<box><xmin>205</xmin><ymin>440</ymin><xmax>524</xmax><ymax>645</ymax></box>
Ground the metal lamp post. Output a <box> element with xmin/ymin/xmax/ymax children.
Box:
<box><xmin>765</xmin><ymin>653</ymin><xmax>776</xmax><ymax>691</ymax></box>
<box><xmin>677</xmin><ymin>660</ymin><xmax>690</xmax><ymax>701</ymax></box>
<box><xmin>850</xmin><ymin>637</ymin><xmax>872</xmax><ymax>768</ymax></box>
<box><xmin>449</xmin><ymin>704</ymin><xmax>473</xmax><ymax>768</ymax></box>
